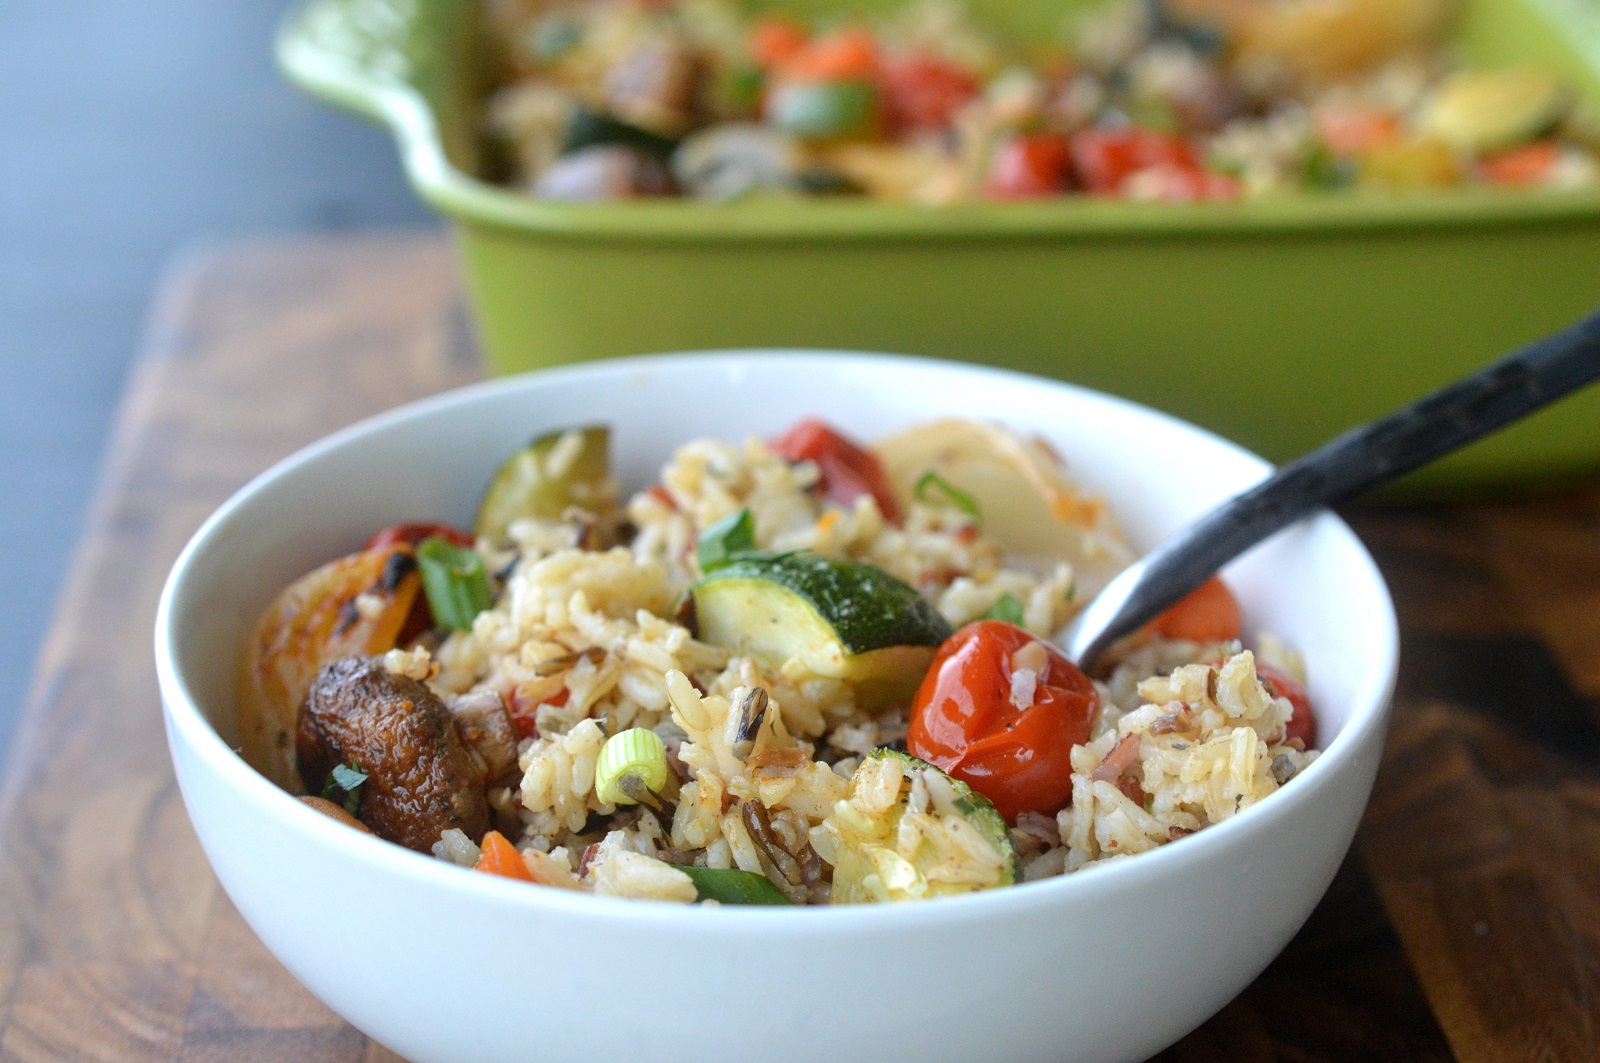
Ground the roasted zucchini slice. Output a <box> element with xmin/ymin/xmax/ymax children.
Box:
<box><xmin>689</xmin><ymin>552</ymin><xmax>952</xmax><ymax>711</ymax></box>
<box><xmin>475</xmin><ymin>425</ymin><xmax>615</xmax><ymax>545</ymax></box>
<box><xmin>827</xmin><ymin>749</ymin><xmax>1018</xmax><ymax>904</ymax></box>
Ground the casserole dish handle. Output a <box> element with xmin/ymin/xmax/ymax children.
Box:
<box><xmin>274</xmin><ymin>0</ymin><xmax>456</xmax><ymax>191</ymax></box>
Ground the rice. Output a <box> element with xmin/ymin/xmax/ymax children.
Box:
<box><xmin>410</xmin><ymin>427</ymin><xmax>1315</xmax><ymax>903</ymax></box>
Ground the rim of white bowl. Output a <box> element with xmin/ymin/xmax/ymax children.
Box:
<box><xmin>155</xmin><ymin>349</ymin><xmax>1398</xmax><ymax>930</ymax></box>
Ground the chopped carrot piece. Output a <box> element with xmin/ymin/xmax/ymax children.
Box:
<box><xmin>1481</xmin><ymin>141</ymin><xmax>1561</xmax><ymax>187</ymax></box>
<box><xmin>780</xmin><ymin>28</ymin><xmax>880</xmax><ymax>82</ymax></box>
<box><xmin>749</xmin><ymin>15</ymin><xmax>808</xmax><ymax>68</ymax></box>
<box><xmin>1146</xmin><ymin>576</ymin><xmax>1242</xmax><ymax>643</ymax></box>
<box><xmin>474</xmin><ymin>830</ymin><xmax>536</xmax><ymax>882</ymax></box>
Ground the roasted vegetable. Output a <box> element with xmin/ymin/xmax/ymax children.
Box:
<box><xmin>237</xmin><ymin>546</ymin><xmax>421</xmax><ymax>790</ymax></box>
<box><xmin>678</xmin><ymin>865</ymin><xmax>794</xmax><ymax>905</ymax></box>
<box><xmin>873</xmin><ymin>419</ymin><xmax>1131</xmax><ymax>596</ymax></box>
<box><xmin>689</xmin><ymin>552</ymin><xmax>952</xmax><ymax>710</ymax></box>
<box><xmin>298</xmin><ymin>656</ymin><xmax>492</xmax><ymax>852</ymax></box>
<box><xmin>476</xmin><ymin>425</ymin><xmax>616</xmax><ymax>545</ymax></box>
<box><xmin>826</xmin><ymin>749</ymin><xmax>1017</xmax><ymax>903</ymax></box>
<box><xmin>1420</xmin><ymin>69</ymin><xmax>1571</xmax><ymax>154</ymax></box>
<box><xmin>906</xmin><ymin>620</ymin><xmax>1099</xmax><ymax>822</ymax></box>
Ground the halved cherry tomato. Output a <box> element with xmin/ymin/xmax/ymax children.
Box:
<box><xmin>779</xmin><ymin>27</ymin><xmax>880</xmax><ymax>82</ymax></box>
<box><xmin>1480</xmin><ymin>141</ymin><xmax>1562</xmax><ymax>187</ymax></box>
<box><xmin>366</xmin><ymin>522</ymin><xmax>474</xmax><ymax>551</ymax></box>
<box><xmin>881</xmin><ymin>54</ymin><xmax>979</xmax><ymax>133</ymax></box>
<box><xmin>1068</xmin><ymin>128</ymin><xmax>1201</xmax><ymax>195</ymax></box>
<box><xmin>984</xmin><ymin>134</ymin><xmax>1074</xmax><ymax>199</ymax></box>
<box><xmin>1125</xmin><ymin>163</ymin><xmax>1241</xmax><ymax>202</ymax></box>
<box><xmin>1256</xmin><ymin>661</ymin><xmax>1316</xmax><ymax>749</ymax></box>
<box><xmin>749</xmin><ymin>14</ymin><xmax>809</xmax><ymax>69</ymax></box>
<box><xmin>1314</xmin><ymin>105</ymin><xmax>1403</xmax><ymax>155</ymax></box>
<box><xmin>1145</xmin><ymin>575</ymin><xmax>1241</xmax><ymax>643</ymax></box>
<box><xmin>770</xmin><ymin>418</ymin><xmax>902</xmax><ymax>523</ymax></box>
<box><xmin>475</xmin><ymin>830</ymin><xmax>536</xmax><ymax>882</ymax></box>
<box><xmin>907</xmin><ymin>620</ymin><xmax>1099</xmax><ymax>822</ymax></box>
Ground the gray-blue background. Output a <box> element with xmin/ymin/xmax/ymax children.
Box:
<box><xmin>0</xmin><ymin>0</ymin><xmax>433</xmax><ymax>764</ymax></box>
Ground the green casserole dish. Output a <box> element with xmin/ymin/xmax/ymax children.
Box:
<box><xmin>278</xmin><ymin>0</ymin><xmax>1600</xmax><ymax>492</ymax></box>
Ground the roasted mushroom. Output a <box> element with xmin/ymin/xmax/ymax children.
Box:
<box><xmin>298</xmin><ymin>656</ymin><xmax>492</xmax><ymax>852</ymax></box>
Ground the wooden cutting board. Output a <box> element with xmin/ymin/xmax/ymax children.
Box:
<box><xmin>0</xmin><ymin>233</ymin><xmax>1594</xmax><ymax>1062</ymax></box>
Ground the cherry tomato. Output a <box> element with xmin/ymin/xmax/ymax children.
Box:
<box><xmin>907</xmin><ymin>620</ymin><xmax>1099</xmax><ymax>823</ymax></box>
<box><xmin>770</xmin><ymin>418</ymin><xmax>902</xmax><ymax>523</ymax></box>
<box><xmin>749</xmin><ymin>14</ymin><xmax>808</xmax><ymax>69</ymax></box>
<box><xmin>881</xmin><ymin>54</ymin><xmax>979</xmax><ymax>133</ymax></box>
<box><xmin>365</xmin><ymin>522</ymin><xmax>474</xmax><ymax>551</ymax></box>
<box><xmin>1126</xmin><ymin>162</ymin><xmax>1241</xmax><ymax>203</ymax></box>
<box><xmin>1068</xmin><ymin>128</ymin><xmax>1201</xmax><ymax>195</ymax></box>
<box><xmin>1146</xmin><ymin>575</ymin><xmax>1241</xmax><ymax>643</ymax></box>
<box><xmin>1480</xmin><ymin>141</ymin><xmax>1562</xmax><ymax>187</ymax></box>
<box><xmin>1256</xmin><ymin>661</ymin><xmax>1316</xmax><ymax>749</ymax></box>
<box><xmin>984</xmin><ymin>134</ymin><xmax>1073</xmax><ymax>200</ymax></box>
<box><xmin>779</xmin><ymin>27</ymin><xmax>880</xmax><ymax>82</ymax></box>
<box><xmin>1313</xmin><ymin>105</ymin><xmax>1402</xmax><ymax>155</ymax></box>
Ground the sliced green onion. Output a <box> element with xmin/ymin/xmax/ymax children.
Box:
<box><xmin>595</xmin><ymin>728</ymin><xmax>670</xmax><ymax>806</ymax></box>
<box><xmin>677</xmin><ymin>865</ymin><xmax>794</xmax><ymax>905</ymax></box>
<box><xmin>914</xmin><ymin>471</ymin><xmax>981</xmax><ymax>523</ymax></box>
<box><xmin>322</xmin><ymin>761</ymin><xmax>368</xmax><ymax>815</ymax></box>
<box><xmin>980</xmin><ymin>592</ymin><xmax>1025</xmax><ymax>626</ymax></box>
<box><xmin>697</xmin><ymin>507</ymin><xmax>757</xmax><ymax>573</ymax></box>
<box><xmin>416</xmin><ymin>536</ymin><xmax>493</xmax><ymax>631</ymax></box>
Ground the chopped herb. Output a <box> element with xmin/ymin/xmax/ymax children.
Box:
<box><xmin>322</xmin><ymin>762</ymin><xmax>368</xmax><ymax>815</ymax></box>
<box><xmin>980</xmin><ymin>592</ymin><xmax>1025</xmax><ymax>626</ymax></box>
<box><xmin>914</xmin><ymin>471</ymin><xmax>981</xmax><ymax>523</ymax></box>
<box><xmin>697</xmin><ymin>507</ymin><xmax>758</xmax><ymax>573</ymax></box>
<box><xmin>416</xmin><ymin>536</ymin><xmax>493</xmax><ymax>631</ymax></box>
<box><xmin>677</xmin><ymin>865</ymin><xmax>794</xmax><ymax>905</ymax></box>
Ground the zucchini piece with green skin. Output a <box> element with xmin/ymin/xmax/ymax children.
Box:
<box><xmin>829</xmin><ymin>749</ymin><xmax>1018</xmax><ymax>904</ymax></box>
<box><xmin>688</xmin><ymin>552</ymin><xmax>953</xmax><ymax>711</ymax></box>
<box><xmin>476</xmin><ymin>425</ymin><xmax>614</xmax><ymax>545</ymax></box>
<box><xmin>562</xmin><ymin>106</ymin><xmax>680</xmax><ymax>159</ymax></box>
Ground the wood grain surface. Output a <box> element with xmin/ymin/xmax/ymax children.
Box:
<box><xmin>0</xmin><ymin>233</ymin><xmax>1594</xmax><ymax>1062</ymax></box>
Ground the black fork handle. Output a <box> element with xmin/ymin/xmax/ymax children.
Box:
<box><xmin>1085</xmin><ymin>307</ymin><xmax>1600</xmax><ymax>656</ymax></box>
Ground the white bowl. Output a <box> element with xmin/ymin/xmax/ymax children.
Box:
<box><xmin>156</xmin><ymin>352</ymin><xmax>1397</xmax><ymax>1063</ymax></box>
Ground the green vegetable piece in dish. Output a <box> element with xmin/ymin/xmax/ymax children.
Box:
<box><xmin>689</xmin><ymin>552</ymin><xmax>952</xmax><ymax>711</ymax></box>
<box><xmin>768</xmin><ymin>80</ymin><xmax>877</xmax><ymax>140</ymax></box>
<box><xmin>715</xmin><ymin>65</ymin><xmax>766</xmax><ymax>119</ymax></box>
<box><xmin>476</xmin><ymin>425</ymin><xmax>612</xmax><ymax>545</ymax></box>
<box><xmin>914</xmin><ymin>470</ymin><xmax>982</xmax><ymax>523</ymax></box>
<box><xmin>697</xmin><ymin>507</ymin><xmax>758</xmax><ymax>573</ymax></box>
<box><xmin>979</xmin><ymin>592</ymin><xmax>1025</xmax><ymax>626</ymax></box>
<box><xmin>677</xmin><ymin>865</ymin><xmax>794</xmax><ymax>905</ymax></box>
<box><xmin>527</xmin><ymin>14</ymin><xmax>581</xmax><ymax>62</ymax></box>
<box><xmin>1419</xmin><ymin>69</ymin><xmax>1571</xmax><ymax>154</ymax></box>
<box><xmin>829</xmin><ymin>749</ymin><xmax>1018</xmax><ymax>904</ymax></box>
<box><xmin>562</xmin><ymin>106</ymin><xmax>680</xmax><ymax>159</ymax></box>
<box><xmin>322</xmin><ymin>761</ymin><xmax>368</xmax><ymax>815</ymax></box>
<box><xmin>794</xmin><ymin>167</ymin><xmax>864</xmax><ymax>197</ymax></box>
<box><xmin>416</xmin><ymin>537</ymin><xmax>492</xmax><ymax>631</ymax></box>
<box><xmin>595</xmin><ymin>728</ymin><xmax>670</xmax><ymax>806</ymax></box>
